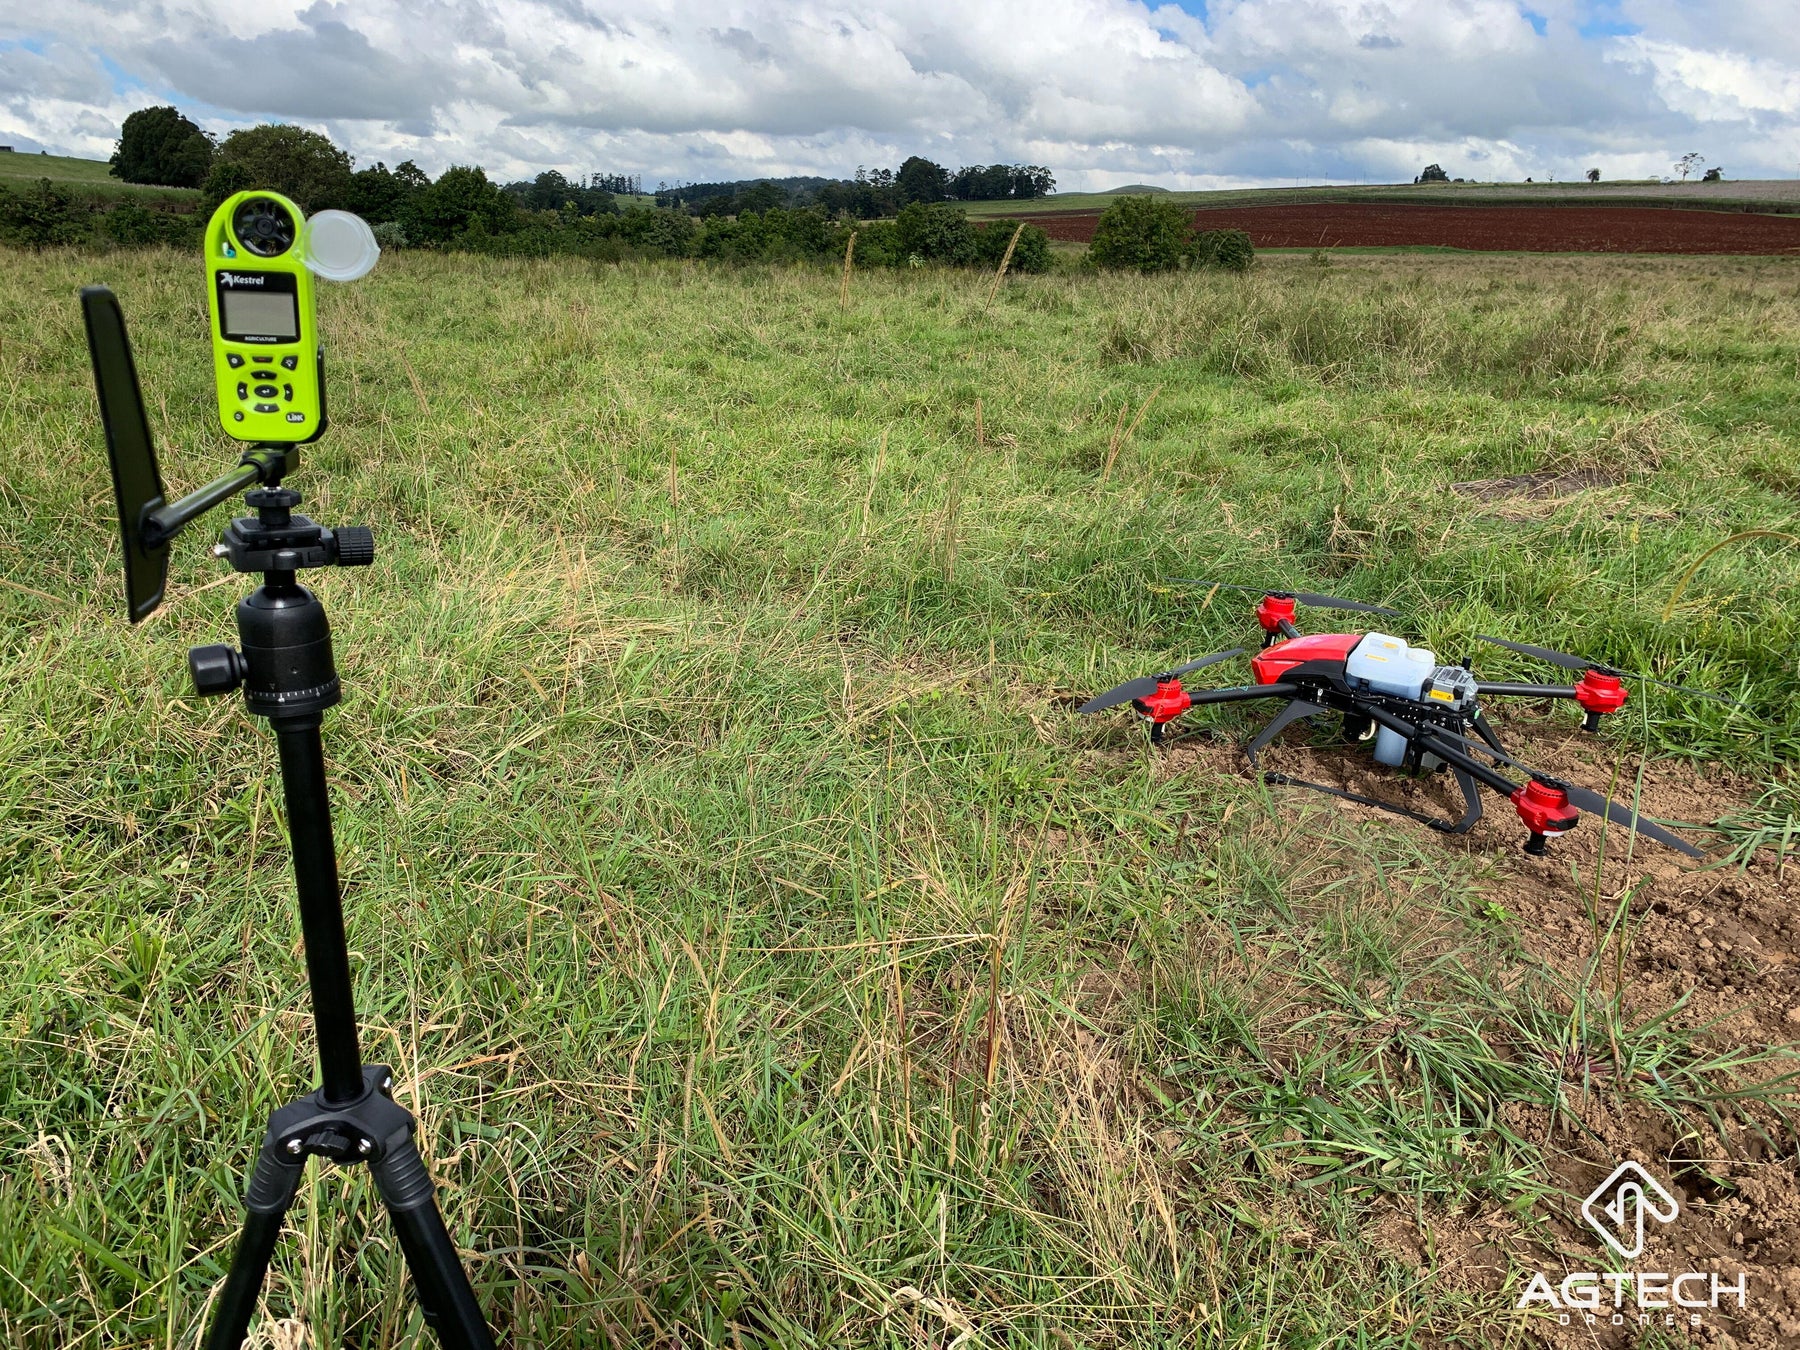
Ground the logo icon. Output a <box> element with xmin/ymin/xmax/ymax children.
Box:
<box><xmin>1582</xmin><ymin>1161</ymin><xmax>1680</xmax><ymax>1258</ymax></box>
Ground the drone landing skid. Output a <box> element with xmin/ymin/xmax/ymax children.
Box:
<box><xmin>1242</xmin><ymin>699</ymin><xmax>1487</xmax><ymax>835</ymax></box>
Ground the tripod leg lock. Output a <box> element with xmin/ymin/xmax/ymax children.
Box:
<box><xmin>371</xmin><ymin>1128</ymin><xmax>439</xmax><ymax>1211</ymax></box>
<box><xmin>244</xmin><ymin>1144</ymin><xmax>306</xmax><ymax>1214</ymax></box>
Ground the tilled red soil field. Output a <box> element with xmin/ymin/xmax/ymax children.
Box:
<box><xmin>1027</xmin><ymin>202</ymin><xmax>1800</xmax><ymax>254</ymax></box>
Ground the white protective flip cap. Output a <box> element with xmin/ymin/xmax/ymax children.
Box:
<box><xmin>301</xmin><ymin>210</ymin><xmax>381</xmax><ymax>281</ymax></box>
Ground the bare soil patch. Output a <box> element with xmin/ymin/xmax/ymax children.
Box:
<box><xmin>1451</xmin><ymin>468</ymin><xmax>1623</xmax><ymax>501</ymax></box>
<box><xmin>1027</xmin><ymin>203</ymin><xmax>1800</xmax><ymax>255</ymax></box>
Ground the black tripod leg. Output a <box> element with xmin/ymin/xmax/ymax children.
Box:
<box><xmin>371</xmin><ymin>1136</ymin><xmax>497</xmax><ymax>1350</ymax></box>
<box><xmin>204</xmin><ymin>1139</ymin><xmax>306</xmax><ymax>1350</ymax></box>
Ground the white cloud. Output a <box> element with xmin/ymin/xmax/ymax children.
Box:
<box><xmin>1</xmin><ymin>0</ymin><xmax>1796</xmax><ymax>188</ymax></box>
<box><xmin>1613</xmin><ymin>37</ymin><xmax>1800</xmax><ymax>120</ymax></box>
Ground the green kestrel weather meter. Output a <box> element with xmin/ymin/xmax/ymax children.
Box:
<box><xmin>206</xmin><ymin>191</ymin><xmax>326</xmax><ymax>441</ymax></box>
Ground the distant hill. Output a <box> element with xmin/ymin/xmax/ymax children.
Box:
<box><xmin>0</xmin><ymin>149</ymin><xmax>198</xmax><ymax>203</ymax></box>
<box><xmin>1102</xmin><ymin>184</ymin><xmax>1170</xmax><ymax>194</ymax></box>
<box><xmin>964</xmin><ymin>178</ymin><xmax>1800</xmax><ymax>221</ymax></box>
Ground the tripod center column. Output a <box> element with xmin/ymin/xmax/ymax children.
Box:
<box><xmin>237</xmin><ymin>576</ymin><xmax>365</xmax><ymax>1104</ymax></box>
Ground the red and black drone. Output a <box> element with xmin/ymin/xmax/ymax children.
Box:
<box><xmin>1079</xmin><ymin>581</ymin><xmax>1730</xmax><ymax>858</ymax></box>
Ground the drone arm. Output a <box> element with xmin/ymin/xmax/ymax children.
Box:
<box><xmin>143</xmin><ymin>446</ymin><xmax>294</xmax><ymax>547</ymax></box>
<box><xmin>1474</xmin><ymin>681</ymin><xmax>1577</xmax><ymax>700</ymax></box>
<box><xmin>1477</xmin><ymin>675</ymin><xmax>1627</xmax><ymax>732</ymax></box>
<box><xmin>1185</xmin><ymin>682</ymin><xmax>1301</xmax><ymax>706</ymax></box>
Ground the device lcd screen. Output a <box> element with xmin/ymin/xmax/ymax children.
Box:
<box><xmin>220</xmin><ymin>289</ymin><xmax>299</xmax><ymax>341</ymax></box>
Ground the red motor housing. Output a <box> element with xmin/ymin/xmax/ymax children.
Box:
<box><xmin>1251</xmin><ymin>632</ymin><xmax>1362</xmax><ymax>685</ymax></box>
<box><xmin>1512</xmin><ymin>779</ymin><xmax>1580</xmax><ymax>855</ymax></box>
<box><xmin>1573</xmin><ymin>669</ymin><xmax>1628</xmax><ymax>732</ymax></box>
<box><xmin>1256</xmin><ymin>593</ymin><xmax>1298</xmax><ymax>634</ymax></box>
<box><xmin>1138</xmin><ymin>680</ymin><xmax>1192</xmax><ymax>724</ymax></box>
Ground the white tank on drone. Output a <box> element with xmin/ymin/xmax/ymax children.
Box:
<box><xmin>1344</xmin><ymin>633</ymin><xmax>1437</xmax><ymax>765</ymax></box>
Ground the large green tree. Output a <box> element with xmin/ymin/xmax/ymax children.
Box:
<box><xmin>1087</xmin><ymin>194</ymin><xmax>1192</xmax><ymax>272</ymax></box>
<box><xmin>895</xmin><ymin>156</ymin><xmax>949</xmax><ymax>204</ymax></box>
<box><xmin>212</xmin><ymin>124</ymin><xmax>354</xmax><ymax>211</ymax></box>
<box><xmin>345</xmin><ymin>160</ymin><xmax>430</xmax><ymax>223</ymax></box>
<box><xmin>403</xmin><ymin>166</ymin><xmax>518</xmax><ymax>244</ymax></box>
<box><xmin>109</xmin><ymin>106</ymin><xmax>214</xmax><ymax>188</ymax></box>
<box><xmin>894</xmin><ymin>201</ymin><xmax>976</xmax><ymax>264</ymax></box>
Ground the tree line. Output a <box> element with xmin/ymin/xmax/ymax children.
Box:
<box><xmin>0</xmin><ymin>108</ymin><xmax>1064</xmax><ymax>272</ymax></box>
<box><xmin>660</xmin><ymin>159</ymin><xmax>1054</xmax><ymax>219</ymax></box>
<box><xmin>106</xmin><ymin>108</ymin><xmax>1053</xmax><ymax>220</ymax></box>
<box><xmin>8</xmin><ymin>106</ymin><xmax>1255</xmax><ymax>279</ymax></box>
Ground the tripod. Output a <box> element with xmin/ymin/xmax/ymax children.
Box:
<box><xmin>191</xmin><ymin>479</ymin><xmax>496</xmax><ymax>1350</ymax></box>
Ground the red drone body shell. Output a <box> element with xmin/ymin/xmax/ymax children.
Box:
<box><xmin>1250</xmin><ymin>632</ymin><xmax>1362</xmax><ymax>685</ymax></box>
<box><xmin>1573</xmin><ymin>669</ymin><xmax>1629</xmax><ymax>718</ymax></box>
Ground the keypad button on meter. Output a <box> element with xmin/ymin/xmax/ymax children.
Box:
<box><xmin>280</xmin><ymin>356</ymin><xmax>299</xmax><ymax>370</ymax></box>
<box><xmin>254</xmin><ymin>384</ymin><xmax>279</xmax><ymax>398</ymax></box>
<box><xmin>227</xmin><ymin>354</ymin><xmax>245</xmax><ymax>369</ymax></box>
<box><xmin>254</xmin><ymin>402</ymin><xmax>280</xmax><ymax>413</ymax></box>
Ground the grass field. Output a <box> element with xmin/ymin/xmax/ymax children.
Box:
<box><xmin>2</xmin><ymin>246</ymin><xmax>1798</xmax><ymax>1347</ymax></box>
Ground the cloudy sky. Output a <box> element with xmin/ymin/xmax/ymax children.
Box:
<box><xmin>2</xmin><ymin>0</ymin><xmax>1797</xmax><ymax>190</ymax></box>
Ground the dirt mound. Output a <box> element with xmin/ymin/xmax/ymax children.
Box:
<box><xmin>1025</xmin><ymin>203</ymin><xmax>1800</xmax><ymax>255</ymax></box>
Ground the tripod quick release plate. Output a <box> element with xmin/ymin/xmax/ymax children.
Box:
<box><xmin>215</xmin><ymin>488</ymin><xmax>374</xmax><ymax>574</ymax></box>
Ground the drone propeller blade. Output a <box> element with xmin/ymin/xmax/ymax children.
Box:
<box><xmin>1474</xmin><ymin>634</ymin><xmax>1736</xmax><ymax>704</ymax></box>
<box><xmin>1168</xmin><ymin>580</ymin><xmax>1399</xmax><ymax>617</ymax></box>
<box><xmin>1167</xmin><ymin>579</ymin><xmax>1263</xmax><ymax>593</ymax></box>
<box><xmin>1292</xmin><ymin>591</ymin><xmax>1401</xmax><ymax>617</ymax></box>
<box><xmin>1079</xmin><ymin>677</ymin><xmax>1159</xmax><ymax>714</ymax></box>
<box><xmin>1165</xmin><ymin>646</ymin><xmax>1247</xmax><ymax>679</ymax></box>
<box><xmin>1475</xmin><ymin>633</ymin><xmax>1597</xmax><ymax>673</ymax></box>
<box><xmin>1630</xmin><ymin>672</ymin><xmax>1739</xmax><ymax>704</ymax></box>
<box><xmin>1560</xmin><ymin>782</ymin><xmax>1706</xmax><ymax>859</ymax></box>
<box><xmin>1418</xmin><ymin>726</ymin><xmax>1704</xmax><ymax>857</ymax></box>
<box><xmin>1078</xmin><ymin>646</ymin><xmax>1244</xmax><ymax>714</ymax></box>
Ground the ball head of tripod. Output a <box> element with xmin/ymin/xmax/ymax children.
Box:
<box><xmin>187</xmin><ymin>486</ymin><xmax>374</xmax><ymax>718</ymax></box>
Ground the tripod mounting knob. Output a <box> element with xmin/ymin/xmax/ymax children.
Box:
<box><xmin>332</xmin><ymin>526</ymin><xmax>375</xmax><ymax>567</ymax></box>
<box><xmin>190</xmin><ymin>644</ymin><xmax>247</xmax><ymax>697</ymax></box>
